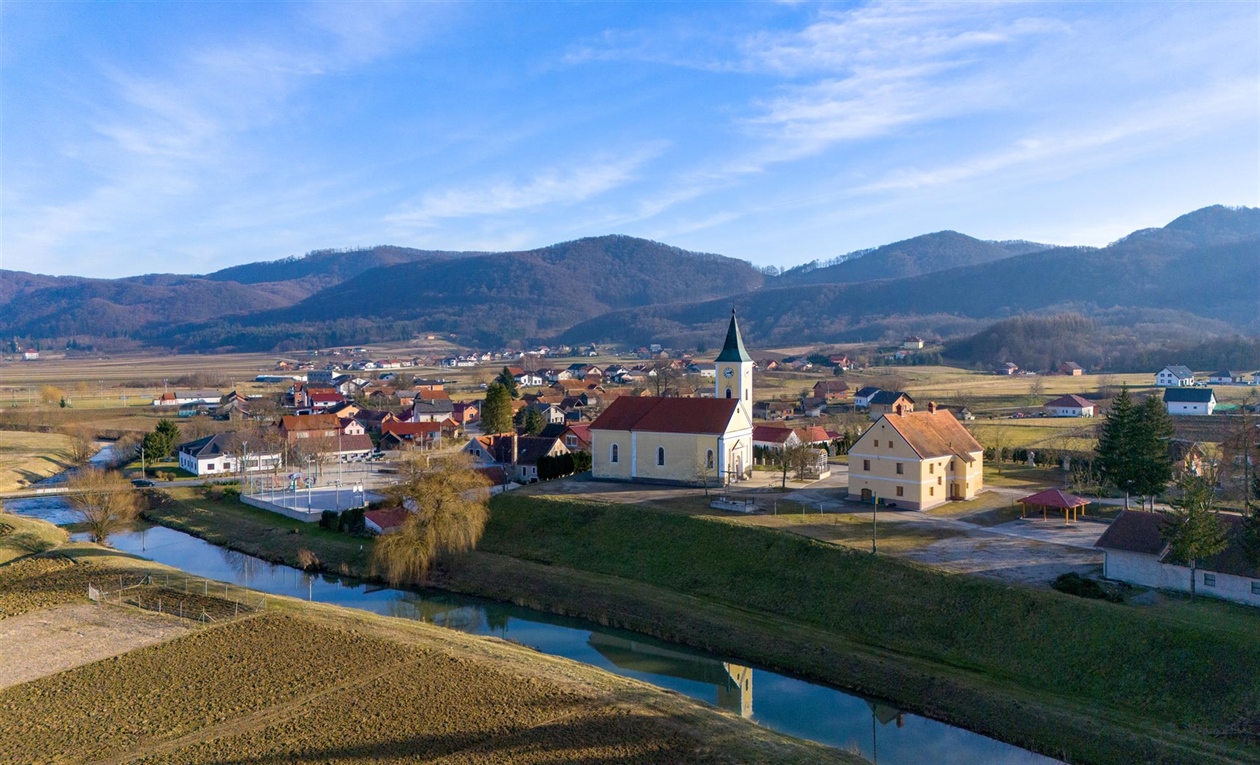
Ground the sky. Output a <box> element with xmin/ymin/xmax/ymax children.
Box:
<box><xmin>2</xmin><ymin>1</ymin><xmax>1257</xmax><ymax>278</ymax></box>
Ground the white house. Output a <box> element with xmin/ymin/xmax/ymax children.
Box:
<box><xmin>364</xmin><ymin>507</ymin><xmax>409</xmax><ymax>535</ymax></box>
<box><xmin>854</xmin><ymin>386</ymin><xmax>881</xmax><ymax>408</ymax></box>
<box><xmin>21</xmin><ymin>350</ymin><xmax>39</xmax><ymax>361</ymax></box>
<box><xmin>515</xmin><ymin>372</ymin><xmax>545</xmax><ymax>387</ymax></box>
<box><xmin>176</xmin><ymin>434</ymin><xmax>281</xmax><ymax>477</ymax></box>
<box><xmin>752</xmin><ymin>425</ymin><xmax>801</xmax><ymax>451</ymax></box>
<box><xmin>1043</xmin><ymin>394</ymin><xmax>1096</xmax><ymax>417</ymax></box>
<box><xmin>1208</xmin><ymin>370</ymin><xmax>1250</xmax><ymax>385</ymax></box>
<box><xmin>1155</xmin><ymin>365</ymin><xmax>1195</xmax><ymax>387</ymax></box>
<box><xmin>1095</xmin><ymin>511</ymin><xmax>1259</xmax><ymax>608</ymax></box>
<box><xmin>1163</xmin><ymin>388</ymin><xmax>1216</xmax><ymax>416</ymax></box>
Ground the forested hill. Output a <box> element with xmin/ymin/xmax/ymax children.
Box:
<box><xmin>558</xmin><ymin>215</ymin><xmax>1260</xmax><ymax>349</ymax></box>
<box><xmin>774</xmin><ymin>231</ymin><xmax>1053</xmax><ymax>286</ymax></box>
<box><xmin>160</xmin><ymin>235</ymin><xmax>766</xmax><ymax>349</ymax></box>
<box><xmin>4</xmin><ymin>205</ymin><xmax>1257</xmax><ymax>353</ymax></box>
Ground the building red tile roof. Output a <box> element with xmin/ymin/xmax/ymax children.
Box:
<box><xmin>1044</xmin><ymin>394</ymin><xmax>1095</xmax><ymax>409</ymax></box>
<box><xmin>308</xmin><ymin>391</ymin><xmax>345</xmax><ymax>403</ymax></box>
<box><xmin>364</xmin><ymin>507</ymin><xmax>410</xmax><ymax>532</ymax></box>
<box><xmin>1018</xmin><ymin>488</ymin><xmax>1089</xmax><ymax>509</ymax></box>
<box><xmin>591</xmin><ymin>396</ymin><xmax>741</xmax><ymax>435</ymax></box>
<box><xmin>280</xmin><ymin>414</ymin><xmax>341</xmax><ymax>432</ymax></box>
<box><xmin>382</xmin><ymin>421</ymin><xmax>444</xmax><ymax>436</ymax></box>
<box><xmin>880</xmin><ymin>409</ymin><xmax>982</xmax><ymax>461</ymax></box>
<box><xmin>793</xmin><ymin>426</ymin><xmax>833</xmax><ymax>444</ymax></box>
<box><xmin>753</xmin><ymin>425</ymin><xmax>795</xmax><ymax>443</ymax></box>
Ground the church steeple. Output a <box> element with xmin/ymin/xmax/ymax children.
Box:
<box><xmin>714</xmin><ymin>310</ymin><xmax>752</xmax><ymax>363</ymax></box>
<box><xmin>714</xmin><ymin>310</ymin><xmax>753</xmax><ymax>408</ymax></box>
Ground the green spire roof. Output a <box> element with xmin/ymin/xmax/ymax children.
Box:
<box><xmin>714</xmin><ymin>310</ymin><xmax>752</xmax><ymax>363</ymax></box>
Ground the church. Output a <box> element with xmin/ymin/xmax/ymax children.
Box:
<box><xmin>590</xmin><ymin>311</ymin><xmax>754</xmax><ymax>486</ymax></box>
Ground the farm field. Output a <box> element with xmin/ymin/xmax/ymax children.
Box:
<box><xmin>0</xmin><ymin>599</ymin><xmax>851</xmax><ymax>764</ymax></box>
<box><xmin>0</xmin><ymin>429</ymin><xmax>76</xmax><ymax>491</ymax></box>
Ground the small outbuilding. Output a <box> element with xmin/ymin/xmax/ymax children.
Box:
<box><xmin>1018</xmin><ymin>488</ymin><xmax>1090</xmax><ymax>524</ymax></box>
<box><xmin>1043</xmin><ymin>394</ymin><xmax>1096</xmax><ymax>418</ymax></box>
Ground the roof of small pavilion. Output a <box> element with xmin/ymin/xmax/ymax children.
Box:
<box><xmin>1017</xmin><ymin>488</ymin><xmax>1090</xmax><ymax>509</ymax></box>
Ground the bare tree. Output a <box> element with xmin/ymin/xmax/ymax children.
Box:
<box><xmin>64</xmin><ymin>426</ymin><xmax>96</xmax><ymax>464</ymax></box>
<box><xmin>372</xmin><ymin>453</ymin><xmax>491</xmax><ymax>585</ymax></box>
<box><xmin>66</xmin><ymin>468</ymin><xmax>140</xmax><ymax>544</ymax></box>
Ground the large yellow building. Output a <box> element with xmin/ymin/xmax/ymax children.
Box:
<box><xmin>847</xmin><ymin>404</ymin><xmax>983</xmax><ymax>511</ymax></box>
<box><xmin>591</xmin><ymin>312</ymin><xmax>754</xmax><ymax>486</ymax></box>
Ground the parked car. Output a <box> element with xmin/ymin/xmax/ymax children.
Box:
<box><xmin>130</xmin><ymin>478</ymin><xmax>155</xmax><ymax>487</ymax></box>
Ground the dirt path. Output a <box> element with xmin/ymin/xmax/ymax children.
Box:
<box><xmin>0</xmin><ymin>603</ymin><xmax>190</xmax><ymax>689</ymax></box>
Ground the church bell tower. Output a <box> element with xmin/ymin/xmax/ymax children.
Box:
<box><xmin>714</xmin><ymin>310</ymin><xmax>753</xmax><ymax>412</ymax></box>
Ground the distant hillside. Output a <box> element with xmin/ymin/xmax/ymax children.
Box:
<box><xmin>159</xmin><ymin>236</ymin><xmax>766</xmax><ymax>350</ymax></box>
<box><xmin>560</xmin><ymin>217</ymin><xmax>1260</xmax><ymax>348</ymax></box>
<box><xmin>775</xmin><ymin>231</ymin><xmax>1031</xmax><ymax>286</ymax></box>
<box><xmin>4</xmin><ymin>204</ymin><xmax>1256</xmax><ymax>354</ymax></box>
<box><xmin>205</xmin><ymin>245</ymin><xmax>483</xmax><ymax>287</ymax></box>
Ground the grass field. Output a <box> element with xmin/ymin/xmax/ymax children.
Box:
<box><xmin>473</xmin><ymin>494</ymin><xmax>1259</xmax><ymax>765</ymax></box>
<box><xmin>0</xmin><ymin>430</ymin><xmax>76</xmax><ymax>491</ymax></box>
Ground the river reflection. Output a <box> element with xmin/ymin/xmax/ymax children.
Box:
<box><xmin>7</xmin><ymin>492</ymin><xmax>1060</xmax><ymax>765</ymax></box>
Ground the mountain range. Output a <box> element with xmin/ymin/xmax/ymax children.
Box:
<box><xmin>3</xmin><ymin>205</ymin><xmax>1256</xmax><ymax>354</ymax></box>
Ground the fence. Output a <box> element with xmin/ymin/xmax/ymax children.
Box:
<box><xmin>87</xmin><ymin>572</ymin><xmax>267</xmax><ymax>624</ymax></box>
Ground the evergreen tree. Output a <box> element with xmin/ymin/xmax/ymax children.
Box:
<box><xmin>1095</xmin><ymin>386</ymin><xmax>1136</xmax><ymax>494</ymax></box>
<box><xmin>496</xmin><ymin>366</ymin><xmax>520</xmax><ymax>399</ymax></box>
<box><xmin>1242</xmin><ymin>452</ymin><xmax>1260</xmax><ymax>569</ymax></box>
<box><xmin>154</xmin><ymin>419</ymin><xmax>181</xmax><ymax>455</ymax></box>
<box><xmin>1161</xmin><ymin>475</ymin><xmax>1230</xmax><ymax>601</ymax></box>
<box><xmin>1132</xmin><ymin>395</ymin><xmax>1175</xmax><ymax>500</ymax></box>
<box><xmin>523</xmin><ymin>407</ymin><xmax>545</xmax><ymax>435</ymax></box>
<box><xmin>480</xmin><ymin>383</ymin><xmax>513</xmax><ymax>434</ymax></box>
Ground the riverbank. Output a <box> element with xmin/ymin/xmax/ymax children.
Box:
<box><xmin>141</xmin><ymin>487</ymin><xmax>1260</xmax><ymax>765</ymax></box>
<box><xmin>0</xmin><ymin>511</ymin><xmax>859</xmax><ymax>765</ymax></box>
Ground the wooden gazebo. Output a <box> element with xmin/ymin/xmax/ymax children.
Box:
<box><xmin>1019</xmin><ymin>488</ymin><xmax>1090</xmax><ymax>524</ymax></box>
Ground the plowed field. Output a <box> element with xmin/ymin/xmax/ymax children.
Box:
<box><xmin>0</xmin><ymin>612</ymin><xmax>853</xmax><ymax>764</ymax></box>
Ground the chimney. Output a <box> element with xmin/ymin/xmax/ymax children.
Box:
<box><xmin>511</xmin><ymin>431</ymin><xmax>519</xmax><ymax>465</ymax></box>
<box><xmin>928</xmin><ymin>401</ymin><xmax>937</xmax><ymax>413</ymax></box>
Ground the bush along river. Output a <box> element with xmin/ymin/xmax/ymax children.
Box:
<box><xmin>8</xmin><ymin>469</ymin><xmax>1058</xmax><ymax>765</ymax></box>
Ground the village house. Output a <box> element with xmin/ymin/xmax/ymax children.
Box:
<box><xmin>410</xmin><ymin>398</ymin><xmax>456</xmax><ymax>423</ymax></box>
<box><xmin>1095</xmin><ymin>510</ymin><xmax>1259</xmax><ymax>607</ymax></box>
<box><xmin>853</xmin><ymin>386</ymin><xmax>882</xmax><ymax>409</ymax></box>
<box><xmin>364</xmin><ymin>507</ymin><xmax>409</xmax><ymax>535</ymax></box>
<box><xmin>1043</xmin><ymin>394</ymin><xmax>1096</xmax><ymax>417</ymax></box>
<box><xmin>1208</xmin><ymin>370</ymin><xmax>1251</xmax><ymax>385</ymax></box>
<box><xmin>591</xmin><ymin>312</ymin><xmax>754</xmax><ymax>487</ymax></box>
<box><xmin>1163</xmin><ymin>388</ymin><xmax>1216</xmax><ymax>416</ymax></box>
<box><xmin>829</xmin><ymin>355</ymin><xmax>853</xmax><ymax>370</ymax></box>
<box><xmin>1056</xmin><ymin>362</ymin><xmax>1085</xmax><ymax>376</ymax></box>
<box><xmin>901</xmin><ymin>336</ymin><xmax>924</xmax><ymax>350</ymax></box>
<box><xmin>812</xmin><ymin>380</ymin><xmax>850</xmax><ymax>402</ymax></box>
<box><xmin>451</xmin><ymin>401</ymin><xmax>480</xmax><ymax>425</ymax></box>
<box><xmin>278</xmin><ymin>414</ymin><xmax>341</xmax><ymax>443</ymax></box>
<box><xmin>152</xmin><ymin>390</ymin><xmax>221</xmax><ymax>407</ymax></box>
<box><xmin>176</xmin><ymin>434</ymin><xmax>281</xmax><ymax>477</ymax></box>
<box><xmin>1155</xmin><ymin>365</ymin><xmax>1195</xmax><ymax>387</ymax></box>
<box><xmin>847</xmin><ymin>403</ymin><xmax>983</xmax><ymax>511</ymax></box>
<box><xmin>379</xmin><ymin>420</ymin><xmax>458</xmax><ymax>451</ymax></box>
<box><xmin>462</xmin><ymin>432</ymin><xmax>570</xmax><ymax>483</ymax></box>
<box><xmin>867</xmin><ymin>390</ymin><xmax>915</xmax><ymax>421</ymax></box>
<box><xmin>21</xmin><ymin>349</ymin><xmax>39</xmax><ymax>361</ymax></box>
<box><xmin>996</xmin><ymin>362</ymin><xmax>1020</xmax><ymax>376</ymax></box>
<box><xmin>752</xmin><ymin>425</ymin><xmax>801</xmax><ymax>452</ymax></box>
<box><xmin>799</xmin><ymin>397</ymin><xmax>827</xmax><ymax>418</ymax></box>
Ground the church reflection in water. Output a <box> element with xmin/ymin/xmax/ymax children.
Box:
<box><xmin>587</xmin><ymin>634</ymin><xmax>753</xmax><ymax>718</ymax></box>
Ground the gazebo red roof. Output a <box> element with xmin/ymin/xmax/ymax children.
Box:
<box><xmin>1018</xmin><ymin>488</ymin><xmax>1089</xmax><ymax>509</ymax></box>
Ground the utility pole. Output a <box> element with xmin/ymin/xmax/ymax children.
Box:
<box><xmin>872</xmin><ymin>493</ymin><xmax>878</xmax><ymax>554</ymax></box>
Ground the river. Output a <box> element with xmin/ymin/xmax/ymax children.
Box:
<box><xmin>6</xmin><ymin>452</ymin><xmax>1058</xmax><ymax>765</ymax></box>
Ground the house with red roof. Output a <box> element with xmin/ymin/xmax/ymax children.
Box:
<box><xmin>847</xmin><ymin>402</ymin><xmax>984</xmax><ymax>511</ymax></box>
<box><xmin>1043</xmin><ymin>394</ymin><xmax>1096</xmax><ymax>417</ymax></box>
<box><xmin>591</xmin><ymin>312</ymin><xmax>754</xmax><ymax>486</ymax></box>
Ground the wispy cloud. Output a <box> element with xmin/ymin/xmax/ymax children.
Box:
<box><xmin>384</xmin><ymin>146</ymin><xmax>663</xmax><ymax>229</ymax></box>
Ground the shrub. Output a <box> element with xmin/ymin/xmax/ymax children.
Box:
<box><xmin>1051</xmin><ymin>572</ymin><xmax>1124</xmax><ymax>603</ymax></box>
<box><xmin>319</xmin><ymin>510</ymin><xmax>339</xmax><ymax>530</ymax></box>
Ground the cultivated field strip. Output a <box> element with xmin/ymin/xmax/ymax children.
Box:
<box><xmin>0</xmin><ymin>613</ymin><xmax>812</xmax><ymax>765</ymax></box>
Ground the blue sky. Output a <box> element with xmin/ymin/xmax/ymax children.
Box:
<box><xmin>3</xmin><ymin>1</ymin><xmax>1257</xmax><ymax>278</ymax></box>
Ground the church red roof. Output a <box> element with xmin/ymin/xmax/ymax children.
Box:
<box><xmin>591</xmin><ymin>397</ymin><xmax>741</xmax><ymax>435</ymax></box>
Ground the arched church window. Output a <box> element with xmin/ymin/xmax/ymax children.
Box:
<box><xmin>706</xmin><ymin>450</ymin><xmax>714</xmax><ymax>469</ymax></box>
<box><xmin>611</xmin><ymin>444</ymin><xmax>619</xmax><ymax>463</ymax></box>
<box><xmin>725</xmin><ymin>388</ymin><xmax>732</xmax><ymax>399</ymax></box>
<box><xmin>657</xmin><ymin>447</ymin><xmax>665</xmax><ymax>466</ymax></box>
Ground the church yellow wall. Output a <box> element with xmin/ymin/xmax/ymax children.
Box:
<box><xmin>592</xmin><ymin>427</ymin><xmax>751</xmax><ymax>486</ymax></box>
